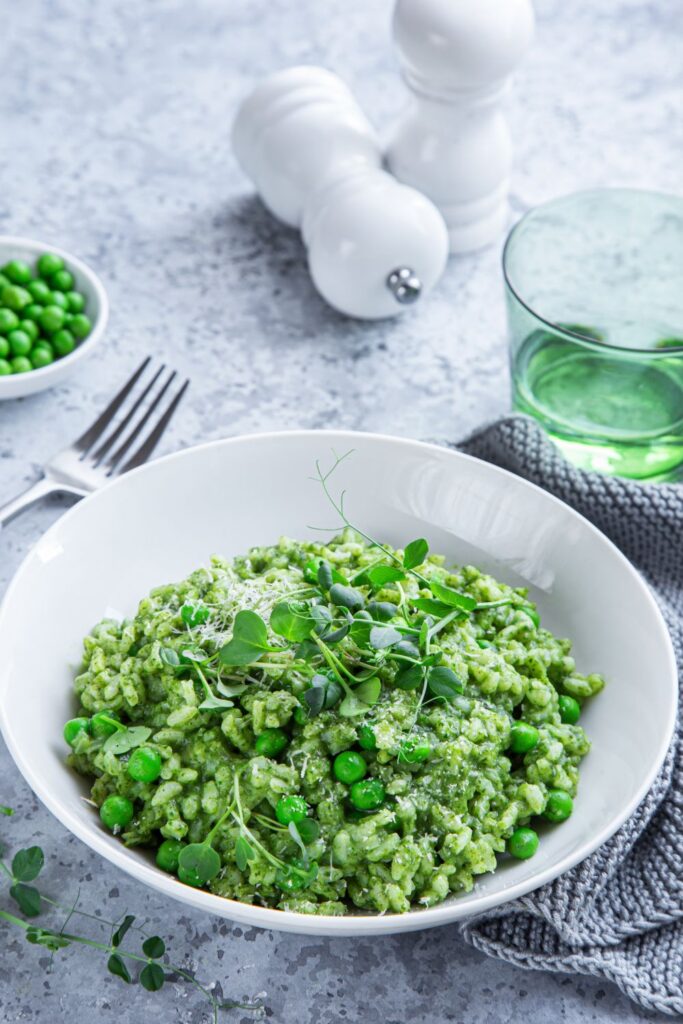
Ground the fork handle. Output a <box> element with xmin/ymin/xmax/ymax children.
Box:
<box><xmin>0</xmin><ymin>477</ymin><xmax>87</xmax><ymax>529</ymax></box>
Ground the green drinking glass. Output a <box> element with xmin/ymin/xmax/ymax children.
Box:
<box><xmin>504</xmin><ymin>188</ymin><xmax>683</xmax><ymax>480</ymax></box>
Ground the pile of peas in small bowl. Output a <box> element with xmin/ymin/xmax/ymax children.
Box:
<box><xmin>0</xmin><ymin>253</ymin><xmax>93</xmax><ymax>376</ymax></box>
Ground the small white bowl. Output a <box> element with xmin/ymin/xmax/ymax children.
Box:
<box><xmin>0</xmin><ymin>236</ymin><xmax>108</xmax><ymax>400</ymax></box>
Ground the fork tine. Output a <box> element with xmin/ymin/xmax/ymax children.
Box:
<box><xmin>119</xmin><ymin>378</ymin><xmax>190</xmax><ymax>474</ymax></box>
<box><xmin>73</xmin><ymin>357</ymin><xmax>152</xmax><ymax>453</ymax></box>
<box><xmin>91</xmin><ymin>364</ymin><xmax>165</xmax><ymax>465</ymax></box>
<box><xmin>104</xmin><ymin>369</ymin><xmax>178</xmax><ymax>473</ymax></box>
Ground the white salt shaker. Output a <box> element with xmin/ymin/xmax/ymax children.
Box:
<box><xmin>386</xmin><ymin>0</ymin><xmax>535</xmax><ymax>254</ymax></box>
<box><xmin>232</xmin><ymin>66</ymin><xmax>449</xmax><ymax>319</ymax></box>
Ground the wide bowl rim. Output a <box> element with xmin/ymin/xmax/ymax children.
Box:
<box><xmin>0</xmin><ymin>234</ymin><xmax>109</xmax><ymax>394</ymax></box>
<box><xmin>502</xmin><ymin>186</ymin><xmax>683</xmax><ymax>356</ymax></box>
<box><xmin>0</xmin><ymin>428</ymin><xmax>677</xmax><ymax>935</ymax></box>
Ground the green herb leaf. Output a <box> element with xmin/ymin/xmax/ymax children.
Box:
<box><xmin>287</xmin><ymin>821</ymin><xmax>309</xmax><ymax>866</ymax></box>
<box><xmin>103</xmin><ymin>726</ymin><xmax>152</xmax><ymax>756</ymax></box>
<box><xmin>140</xmin><ymin>962</ymin><xmax>165</xmax><ymax>992</ymax></box>
<box><xmin>294</xmin><ymin>639</ymin><xmax>321</xmax><ymax>662</ymax></box>
<box><xmin>310</xmin><ymin>605</ymin><xmax>333</xmax><ymax>634</ymax></box>
<box><xmin>218</xmin><ymin>610</ymin><xmax>278</xmax><ymax>666</ymax></box>
<box><xmin>404</xmin><ymin>538</ymin><xmax>429</xmax><ymax>570</ymax></box>
<box><xmin>112</xmin><ymin>914</ymin><xmax>136</xmax><ymax>947</ymax></box>
<box><xmin>10</xmin><ymin>882</ymin><xmax>41</xmax><ymax>917</ymax></box>
<box><xmin>369</xmin><ymin>625</ymin><xmax>402</xmax><ymax>650</ymax></box>
<box><xmin>11</xmin><ymin>846</ymin><xmax>44</xmax><ymax>883</ymax></box>
<box><xmin>317</xmin><ymin>561</ymin><xmax>333</xmax><ymax>591</ymax></box>
<box><xmin>178</xmin><ymin>843</ymin><xmax>221</xmax><ymax>883</ymax></box>
<box><xmin>427</xmin><ymin>666</ymin><xmax>464</xmax><ymax>699</ymax></box>
<box><xmin>428</xmin><ymin>581</ymin><xmax>477</xmax><ymax>612</ymax></box>
<box><xmin>270</xmin><ymin>601</ymin><xmax>314</xmax><ymax>642</ymax></box>
<box><xmin>329</xmin><ymin>584</ymin><xmax>365</xmax><ymax>612</ymax></box>
<box><xmin>180</xmin><ymin>647</ymin><xmax>208</xmax><ymax>665</ymax></box>
<box><xmin>476</xmin><ymin>638</ymin><xmax>495</xmax><ymax>650</ymax></box>
<box><xmin>412</xmin><ymin>597</ymin><xmax>452</xmax><ymax>617</ymax></box>
<box><xmin>159</xmin><ymin>646</ymin><xmax>180</xmax><ymax>667</ymax></box>
<box><xmin>394</xmin><ymin>664</ymin><xmax>424</xmax><ymax>691</ymax></box>
<box><xmin>26</xmin><ymin>926</ymin><xmax>71</xmax><ymax>951</ymax></box>
<box><xmin>142</xmin><ymin>935</ymin><xmax>166</xmax><ymax>959</ymax></box>
<box><xmin>107</xmin><ymin>952</ymin><xmax>132</xmax><ymax>984</ymax></box>
<box><xmin>366</xmin><ymin>601</ymin><xmax>398</xmax><ymax>622</ymax></box>
<box><xmin>216</xmin><ymin>681</ymin><xmax>248</xmax><ymax>698</ymax></box>
<box><xmin>0</xmin><ymin>805</ymin><xmax>14</xmax><ymax>816</ymax></box>
<box><xmin>235</xmin><ymin>835</ymin><xmax>255</xmax><ymax>872</ymax></box>
<box><xmin>366</xmin><ymin>565</ymin><xmax>406</xmax><ymax>588</ymax></box>
<box><xmin>303</xmin><ymin>674</ymin><xmax>343</xmax><ymax>717</ymax></box>
<box><xmin>393</xmin><ymin>639</ymin><xmax>421</xmax><ymax>659</ymax></box>
<box><xmin>197</xmin><ymin>693</ymin><xmax>235</xmax><ymax>711</ymax></box>
<box><xmin>354</xmin><ymin>676</ymin><xmax>381</xmax><ymax>704</ymax></box>
<box><xmin>295</xmin><ymin>818</ymin><xmax>320</xmax><ymax>845</ymax></box>
<box><xmin>324</xmin><ymin>622</ymin><xmax>350</xmax><ymax>644</ymax></box>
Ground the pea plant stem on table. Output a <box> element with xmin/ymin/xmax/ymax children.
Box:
<box><xmin>0</xmin><ymin>804</ymin><xmax>264</xmax><ymax>1023</ymax></box>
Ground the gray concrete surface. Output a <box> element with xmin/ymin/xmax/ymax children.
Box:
<box><xmin>1</xmin><ymin>0</ymin><xmax>681</xmax><ymax>1020</ymax></box>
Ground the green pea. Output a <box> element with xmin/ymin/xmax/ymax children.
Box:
<box><xmin>22</xmin><ymin>303</ymin><xmax>43</xmax><ymax>323</ymax></box>
<box><xmin>357</xmin><ymin>724</ymin><xmax>377</xmax><ymax>750</ymax></box>
<box><xmin>31</xmin><ymin>346</ymin><xmax>54</xmax><ymax>369</ymax></box>
<box><xmin>333</xmin><ymin>750</ymin><xmax>367</xmax><ymax>784</ymax></box>
<box><xmin>52</xmin><ymin>329</ymin><xmax>75</xmax><ymax>357</ymax></box>
<box><xmin>49</xmin><ymin>290</ymin><xmax>69</xmax><ymax>310</ymax></box>
<box><xmin>398</xmin><ymin>737</ymin><xmax>431</xmax><ymax>763</ymax></box>
<box><xmin>38</xmin><ymin>305</ymin><xmax>65</xmax><ymax>334</ymax></box>
<box><xmin>20</xmin><ymin>319</ymin><xmax>39</xmax><ymax>342</ymax></box>
<box><xmin>70</xmin><ymin>313</ymin><xmax>92</xmax><ymax>339</ymax></box>
<box><xmin>90</xmin><ymin>711</ymin><xmax>120</xmax><ymax>738</ymax></box>
<box><xmin>0</xmin><ymin>274</ymin><xmax>9</xmax><ymax>290</ymax></box>
<box><xmin>100</xmin><ymin>796</ymin><xmax>134</xmax><ymax>832</ymax></box>
<box><xmin>543</xmin><ymin>789</ymin><xmax>573</xmax><ymax>823</ymax></box>
<box><xmin>558</xmin><ymin>694</ymin><xmax>581</xmax><ymax>724</ymax></box>
<box><xmin>37</xmin><ymin>252</ymin><xmax>64</xmax><ymax>278</ymax></box>
<box><xmin>156</xmin><ymin>838</ymin><xmax>186</xmax><ymax>873</ymax></box>
<box><xmin>177</xmin><ymin>864</ymin><xmax>204</xmax><ymax>887</ymax></box>
<box><xmin>0</xmin><ymin>308</ymin><xmax>19</xmax><ymax>333</ymax></box>
<box><xmin>508</xmin><ymin>827</ymin><xmax>539</xmax><ymax>859</ymax></box>
<box><xmin>0</xmin><ymin>359</ymin><xmax>11</xmax><ymax>376</ymax></box>
<box><xmin>28</xmin><ymin>280</ymin><xmax>51</xmax><ymax>304</ymax></box>
<box><xmin>66</xmin><ymin>290</ymin><xmax>85</xmax><ymax>313</ymax></box>
<box><xmin>63</xmin><ymin>717</ymin><xmax>91</xmax><ymax>747</ymax></box>
<box><xmin>4</xmin><ymin>260</ymin><xmax>32</xmax><ymax>285</ymax></box>
<box><xmin>127</xmin><ymin>746</ymin><xmax>162</xmax><ymax>783</ymax></box>
<box><xmin>509</xmin><ymin>722</ymin><xmax>540</xmax><ymax>754</ymax></box>
<box><xmin>0</xmin><ymin>338</ymin><xmax>8</xmax><ymax>359</ymax></box>
<box><xmin>254</xmin><ymin>728</ymin><xmax>288</xmax><ymax>758</ymax></box>
<box><xmin>275</xmin><ymin>795</ymin><xmax>308</xmax><ymax>826</ymax></box>
<box><xmin>11</xmin><ymin>356</ymin><xmax>32</xmax><ymax>374</ymax></box>
<box><xmin>2</xmin><ymin>285</ymin><xmax>31</xmax><ymax>311</ymax></box>
<box><xmin>349</xmin><ymin>778</ymin><xmax>385</xmax><ymax>811</ymax></box>
<box><xmin>8</xmin><ymin>330</ymin><xmax>31</xmax><ymax>357</ymax></box>
<box><xmin>51</xmin><ymin>269</ymin><xmax>74</xmax><ymax>292</ymax></box>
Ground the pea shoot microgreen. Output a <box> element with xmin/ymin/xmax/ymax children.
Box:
<box><xmin>0</xmin><ymin>806</ymin><xmax>265</xmax><ymax>1021</ymax></box>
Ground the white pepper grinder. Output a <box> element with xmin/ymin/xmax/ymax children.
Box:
<box><xmin>232</xmin><ymin>66</ymin><xmax>449</xmax><ymax>319</ymax></box>
<box><xmin>386</xmin><ymin>0</ymin><xmax>535</xmax><ymax>254</ymax></box>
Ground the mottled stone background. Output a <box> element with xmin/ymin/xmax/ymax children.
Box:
<box><xmin>1</xmin><ymin>0</ymin><xmax>681</xmax><ymax>1020</ymax></box>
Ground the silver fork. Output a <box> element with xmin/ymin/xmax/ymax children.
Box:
<box><xmin>0</xmin><ymin>358</ymin><xmax>190</xmax><ymax>528</ymax></box>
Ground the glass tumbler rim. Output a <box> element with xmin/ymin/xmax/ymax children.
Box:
<box><xmin>502</xmin><ymin>187</ymin><xmax>683</xmax><ymax>356</ymax></box>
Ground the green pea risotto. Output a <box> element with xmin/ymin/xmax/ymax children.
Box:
<box><xmin>65</xmin><ymin>531</ymin><xmax>604</xmax><ymax>915</ymax></box>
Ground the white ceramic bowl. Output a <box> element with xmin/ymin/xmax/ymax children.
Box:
<box><xmin>0</xmin><ymin>236</ymin><xmax>108</xmax><ymax>399</ymax></box>
<box><xmin>0</xmin><ymin>432</ymin><xmax>676</xmax><ymax>935</ymax></box>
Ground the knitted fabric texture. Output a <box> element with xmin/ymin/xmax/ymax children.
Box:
<box><xmin>455</xmin><ymin>416</ymin><xmax>682</xmax><ymax>1016</ymax></box>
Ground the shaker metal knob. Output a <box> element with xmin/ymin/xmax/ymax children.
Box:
<box><xmin>387</xmin><ymin>267</ymin><xmax>422</xmax><ymax>304</ymax></box>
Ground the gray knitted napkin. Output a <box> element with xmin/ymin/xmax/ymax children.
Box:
<box><xmin>455</xmin><ymin>416</ymin><xmax>682</xmax><ymax>1016</ymax></box>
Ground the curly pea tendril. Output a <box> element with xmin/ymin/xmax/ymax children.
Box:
<box><xmin>0</xmin><ymin>804</ymin><xmax>265</xmax><ymax>1023</ymax></box>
